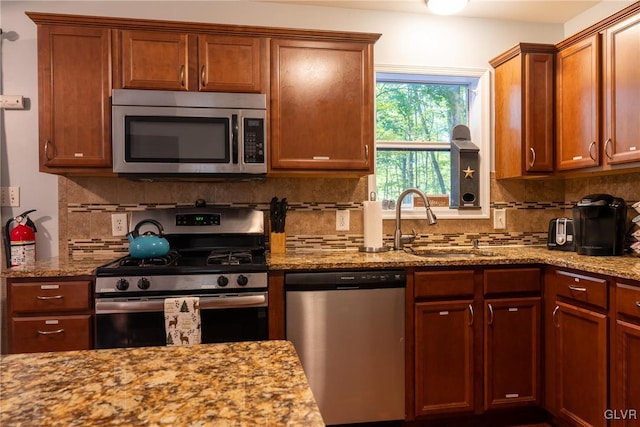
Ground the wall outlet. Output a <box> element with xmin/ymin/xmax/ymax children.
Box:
<box><xmin>0</xmin><ymin>95</ymin><xmax>25</xmax><ymax>110</ymax></box>
<box><xmin>336</xmin><ymin>210</ymin><xmax>350</xmax><ymax>231</ymax></box>
<box><xmin>111</xmin><ymin>213</ymin><xmax>129</xmax><ymax>236</ymax></box>
<box><xmin>0</xmin><ymin>187</ymin><xmax>20</xmax><ymax>207</ymax></box>
<box><xmin>493</xmin><ymin>208</ymin><xmax>506</xmax><ymax>229</ymax></box>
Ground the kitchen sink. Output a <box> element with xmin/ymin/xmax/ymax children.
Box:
<box><xmin>406</xmin><ymin>248</ymin><xmax>496</xmax><ymax>258</ymax></box>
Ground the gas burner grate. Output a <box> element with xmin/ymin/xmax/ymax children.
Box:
<box><xmin>119</xmin><ymin>250</ymin><xmax>180</xmax><ymax>267</ymax></box>
<box><xmin>206</xmin><ymin>250</ymin><xmax>253</xmax><ymax>266</ymax></box>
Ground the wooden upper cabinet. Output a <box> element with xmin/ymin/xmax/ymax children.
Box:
<box><xmin>198</xmin><ymin>35</ymin><xmax>263</xmax><ymax>93</ymax></box>
<box><xmin>117</xmin><ymin>30</ymin><xmax>263</xmax><ymax>93</ymax></box>
<box><xmin>37</xmin><ymin>24</ymin><xmax>112</xmax><ymax>172</ymax></box>
<box><xmin>555</xmin><ymin>35</ymin><xmax>601</xmax><ymax>171</ymax></box>
<box><xmin>270</xmin><ymin>38</ymin><xmax>375</xmax><ymax>174</ymax></box>
<box><xmin>120</xmin><ymin>30</ymin><xmax>191</xmax><ymax>91</ymax></box>
<box><xmin>602</xmin><ymin>13</ymin><xmax>640</xmax><ymax>166</ymax></box>
<box><xmin>490</xmin><ymin>44</ymin><xmax>555</xmax><ymax>179</ymax></box>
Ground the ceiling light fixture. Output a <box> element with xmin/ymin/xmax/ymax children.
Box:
<box><xmin>426</xmin><ymin>0</ymin><xmax>469</xmax><ymax>15</ymax></box>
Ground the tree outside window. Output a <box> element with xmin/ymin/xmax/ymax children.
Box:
<box><xmin>375</xmin><ymin>73</ymin><xmax>476</xmax><ymax>207</ymax></box>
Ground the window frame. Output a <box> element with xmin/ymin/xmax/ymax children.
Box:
<box><xmin>371</xmin><ymin>64</ymin><xmax>491</xmax><ymax>220</ymax></box>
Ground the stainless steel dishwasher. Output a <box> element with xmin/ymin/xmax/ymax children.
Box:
<box><xmin>285</xmin><ymin>269</ymin><xmax>406</xmax><ymax>425</ymax></box>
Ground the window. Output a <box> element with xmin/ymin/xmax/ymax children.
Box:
<box><xmin>372</xmin><ymin>65</ymin><xmax>490</xmax><ymax>219</ymax></box>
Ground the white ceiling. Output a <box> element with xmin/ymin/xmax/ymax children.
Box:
<box><xmin>260</xmin><ymin>0</ymin><xmax>603</xmax><ymax>24</ymax></box>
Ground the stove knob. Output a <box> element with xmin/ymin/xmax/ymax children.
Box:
<box><xmin>217</xmin><ymin>276</ymin><xmax>229</xmax><ymax>287</ymax></box>
<box><xmin>116</xmin><ymin>278</ymin><xmax>129</xmax><ymax>291</ymax></box>
<box><xmin>237</xmin><ymin>275</ymin><xmax>249</xmax><ymax>287</ymax></box>
<box><xmin>137</xmin><ymin>277</ymin><xmax>151</xmax><ymax>290</ymax></box>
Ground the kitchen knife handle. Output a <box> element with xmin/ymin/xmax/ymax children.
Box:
<box><xmin>529</xmin><ymin>147</ymin><xmax>536</xmax><ymax>168</ymax></box>
<box><xmin>604</xmin><ymin>138</ymin><xmax>613</xmax><ymax>160</ymax></box>
<box><xmin>588</xmin><ymin>141</ymin><xmax>596</xmax><ymax>161</ymax></box>
<box><xmin>201</xmin><ymin>65</ymin><xmax>206</xmax><ymax>87</ymax></box>
<box><xmin>179</xmin><ymin>65</ymin><xmax>185</xmax><ymax>87</ymax></box>
<box><xmin>552</xmin><ymin>305</ymin><xmax>560</xmax><ymax>328</ymax></box>
<box><xmin>468</xmin><ymin>304</ymin><xmax>474</xmax><ymax>326</ymax></box>
<box><xmin>487</xmin><ymin>303</ymin><xmax>494</xmax><ymax>326</ymax></box>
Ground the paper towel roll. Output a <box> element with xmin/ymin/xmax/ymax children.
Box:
<box><xmin>363</xmin><ymin>200</ymin><xmax>383</xmax><ymax>249</ymax></box>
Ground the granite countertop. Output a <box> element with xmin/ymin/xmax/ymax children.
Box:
<box><xmin>3</xmin><ymin>246</ymin><xmax>640</xmax><ymax>282</ymax></box>
<box><xmin>0</xmin><ymin>340</ymin><xmax>324</xmax><ymax>427</ymax></box>
<box><xmin>267</xmin><ymin>246</ymin><xmax>640</xmax><ymax>281</ymax></box>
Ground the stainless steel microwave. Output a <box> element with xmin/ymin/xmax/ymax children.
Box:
<box><xmin>112</xmin><ymin>89</ymin><xmax>267</xmax><ymax>179</ymax></box>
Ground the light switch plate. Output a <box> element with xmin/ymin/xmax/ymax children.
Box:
<box><xmin>493</xmin><ymin>208</ymin><xmax>506</xmax><ymax>229</ymax></box>
<box><xmin>0</xmin><ymin>187</ymin><xmax>20</xmax><ymax>207</ymax></box>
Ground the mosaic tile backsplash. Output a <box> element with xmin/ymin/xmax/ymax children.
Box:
<box><xmin>60</xmin><ymin>172</ymin><xmax>640</xmax><ymax>259</ymax></box>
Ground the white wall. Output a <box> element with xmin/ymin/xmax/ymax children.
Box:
<box><xmin>564</xmin><ymin>1</ymin><xmax>635</xmax><ymax>37</ymax></box>
<box><xmin>0</xmin><ymin>0</ymin><xmax>628</xmax><ymax>260</ymax></box>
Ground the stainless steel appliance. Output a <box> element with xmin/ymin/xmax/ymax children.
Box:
<box><xmin>547</xmin><ymin>217</ymin><xmax>576</xmax><ymax>251</ymax></box>
<box><xmin>112</xmin><ymin>89</ymin><xmax>267</xmax><ymax>179</ymax></box>
<box><xmin>95</xmin><ymin>206</ymin><xmax>268</xmax><ymax>349</ymax></box>
<box><xmin>572</xmin><ymin>194</ymin><xmax>627</xmax><ymax>256</ymax></box>
<box><xmin>285</xmin><ymin>270</ymin><xmax>406</xmax><ymax>425</ymax></box>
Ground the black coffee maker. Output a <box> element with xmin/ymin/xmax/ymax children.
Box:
<box><xmin>572</xmin><ymin>194</ymin><xmax>627</xmax><ymax>256</ymax></box>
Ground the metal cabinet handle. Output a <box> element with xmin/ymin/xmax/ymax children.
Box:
<box><xmin>552</xmin><ymin>305</ymin><xmax>560</xmax><ymax>328</ymax></box>
<box><xmin>488</xmin><ymin>303</ymin><xmax>494</xmax><ymax>326</ymax></box>
<box><xmin>635</xmin><ymin>301</ymin><xmax>640</xmax><ymax>309</ymax></box>
<box><xmin>468</xmin><ymin>304</ymin><xmax>474</xmax><ymax>326</ymax></box>
<box><xmin>364</xmin><ymin>144</ymin><xmax>369</xmax><ymax>164</ymax></box>
<box><xmin>529</xmin><ymin>147</ymin><xmax>536</xmax><ymax>168</ymax></box>
<box><xmin>201</xmin><ymin>65</ymin><xmax>206</xmax><ymax>87</ymax></box>
<box><xmin>44</xmin><ymin>140</ymin><xmax>53</xmax><ymax>161</ymax></box>
<box><xmin>588</xmin><ymin>141</ymin><xmax>596</xmax><ymax>161</ymax></box>
<box><xmin>37</xmin><ymin>328</ymin><xmax>65</xmax><ymax>335</ymax></box>
<box><xmin>179</xmin><ymin>65</ymin><xmax>185</xmax><ymax>87</ymax></box>
<box><xmin>36</xmin><ymin>295</ymin><xmax>64</xmax><ymax>300</ymax></box>
<box><xmin>568</xmin><ymin>285</ymin><xmax>587</xmax><ymax>292</ymax></box>
<box><xmin>604</xmin><ymin>138</ymin><xmax>613</xmax><ymax>160</ymax></box>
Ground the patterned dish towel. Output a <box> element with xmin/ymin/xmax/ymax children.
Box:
<box><xmin>164</xmin><ymin>297</ymin><xmax>201</xmax><ymax>346</ymax></box>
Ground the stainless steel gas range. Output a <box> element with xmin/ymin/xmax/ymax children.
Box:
<box><xmin>94</xmin><ymin>207</ymin><xmax>268</xmax><ymax>349</ymax></box>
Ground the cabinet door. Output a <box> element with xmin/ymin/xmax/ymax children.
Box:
<box><xmin>614</xmin><ymin>320</ymin><xmax>640</xmax><ymax>427</ymax></box>
<box><xmin>38</xmin><ymin>25</ymin><xmax>112</xmax><ymax>170</ymax></box>
<box><xmin>555</xmin><ymin>301</ymin><xmax>608</xmax><ymax>427</ymax></box>
<box><xmin>484</xmin><ymin>297</ymin><xmax>540</xmax><ymax>410</ymax></box>
<box><xmin>270</xmin><ymin>39</ymin><xmax>374</xmax><ymax>173</ymax></box>
<box><xmin>415</xmin><ymin>300</ymin><xmax>476</xmax><ymax>417</ymax></box>
<box><xmin>198</xmin><ymin>35</ymin><xmax>263</xmax><ymax>93</ymax></box>
<box><xmin>603</xmin><ymin>13</ymin><xmax>640</xmax><ymax>165</ymax></box>
<box><xmin>120</xmin><ymin>30</ymin><xmax>190</xmax><ymax>91</ymax></box>
<box><xmin>556</xmin><ymin>35</ymin><xmax>600</xmax><ymax>171</ymax></box>
<box><xmin>493</xmin><ymin>48</ymin><xmax>554</xmax><ymax>179</ymax></box>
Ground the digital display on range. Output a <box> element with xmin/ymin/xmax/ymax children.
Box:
<box><xmin>175</xmin><ymin>213</ymin><xmax>221</xmax><ymax>226</ymax></box>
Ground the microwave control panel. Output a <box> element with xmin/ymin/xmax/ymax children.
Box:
<box><xmin>244</xmin><ymin>118</ymin><xmax>265</xmax><ymax>164</ymax></box>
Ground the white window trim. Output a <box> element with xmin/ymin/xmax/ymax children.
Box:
<box><xmin>371</xmin><ymin>64</ymin><xmax>491</xmax><ymax>221</ymax></box>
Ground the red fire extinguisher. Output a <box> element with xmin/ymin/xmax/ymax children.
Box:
<box><xmin>4</xmin><ymin>209</ymin><xmax>37</xmax><ymax>268</ymax></box>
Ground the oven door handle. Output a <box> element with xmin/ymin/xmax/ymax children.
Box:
<box><xmin>95</xmin><ymin>293</ymin><xmax>268</xmax><ymax>314</ymax></box>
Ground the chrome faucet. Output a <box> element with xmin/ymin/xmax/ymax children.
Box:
<box><xmin>394</xmin><ymin>188</ymin><xmax>437</xmax><ymax>250</ymax></box>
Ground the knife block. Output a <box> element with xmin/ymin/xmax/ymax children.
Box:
<box><xmin>270</xmin><ymin>232</ymin><xmax>286</xmax><ymax>254</ymax></box>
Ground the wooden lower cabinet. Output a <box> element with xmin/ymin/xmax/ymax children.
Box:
<box><xmin>7</xmin><ymin>277</ymin><xmax>94</xmax><ymax>354</ymax></box>
<box><xmin>555</xmin><ymin>301</ymin><xmax>608</xmax><ymax>427</ymax></box>
<box><xmin>484</xmin><ymin>297</ymin><xmax>541</xmax><ymax>410</ymax></box>
<box><xmin>415</xmin><ymin>299</ymin><xmax>477</xmax><ymax>416</ymax></box>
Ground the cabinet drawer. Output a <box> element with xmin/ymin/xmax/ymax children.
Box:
<box><xmin>554</xmin><ymin>270</ymin><xmax>607</xmax><ymax>310</ymax></box>
<box><xmin>617</xmin><ymin>283</ymin><xmax>640</xmax><ymax>319</ymax></box>
<box><xmin>484</xmin><ymin>268</ymin><xmax>541</xmax><ymax>295</ymax></box>
<box><xmin>9</xmin><ymin>315</ymin><xmax>92</xmax><ymax>354</ymax></box>
<box><xmin>9</xmin><ymin>281</ymin><xmax>92</xmax><ymax>314</ymax></box>
<box><xmin>415</xmin><ymin>270</ymin><xmax>475</xmax><ymax>298</ymax></box>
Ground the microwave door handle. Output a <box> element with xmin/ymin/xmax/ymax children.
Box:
<box><xmin>232</xmin><ymin>114</ymin><xmax>239</xmax><ymax>164</ymax></box>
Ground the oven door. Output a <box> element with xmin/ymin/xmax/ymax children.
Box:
<box><xmin>95</xmin><ymin>292</ymin><xmax>268</xmax><ymax>349</ymax></box>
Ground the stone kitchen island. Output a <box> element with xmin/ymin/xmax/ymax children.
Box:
<box><xmin>0</xmin><ymin>340</ymin><xmax>324</xmax><ymax>426</ymax></box>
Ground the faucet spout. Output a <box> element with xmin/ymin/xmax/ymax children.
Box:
<box><xmin>394</xmin><ymin>188</ymin><xmax>437</xmax><ymax>250</ymax></box>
